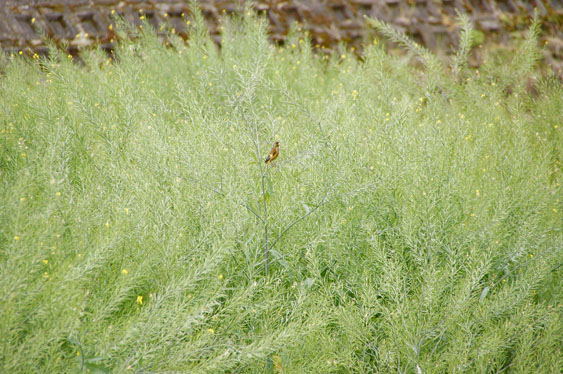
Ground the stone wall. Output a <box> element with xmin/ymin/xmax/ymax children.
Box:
<box><xmin>1</xmin><ymin>0</ymin><xmax>562</xmax><ymax>74</ymax></box>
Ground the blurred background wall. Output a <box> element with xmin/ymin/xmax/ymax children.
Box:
<box><xmin>1</xmin><ymin>0</ymin><xmax>562</xmax><ymax>74</ymax></box>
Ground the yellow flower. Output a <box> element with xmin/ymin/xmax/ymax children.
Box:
<box><xmin>218</xmin><ymin>274</ymin><xmax>223</xmax><ymax>280</ymax></box>
<box><xmin>56</xmin><ymin>192</ymin><xmax>61</xmax><ymax>196</ymax></box>
<box><xmin>20</xmin><ymin>197</ymin><xmax>25</xmax><ymax>202</ymax></box>
<box><xmin>105</xmin><ymin>220</ymin><xmax>110</xmax><ymax>228</ymax></box>
<box><xmin>42</xmin><ymin>259</ymin><xmax>49</xmax><ymax>265</ymax></box>
<box><xmin>14</xmin><ymin>236</ymin><xmax>20</xmax><ymax>241</ymax></box>
<box><xmin>136</xmin><ymin>295</ymin><xmax>143</xmax><ymax>305</ymax></box>
<box><xmin>208</xmin><ymin>328</ymin><xmax>215</xmax><ymax>334</ymax></box>
<box><xmin>121</xmin><ymin>269</ymin><xmax>128</xmax><ymax>275</ymax></box>
<box><xmin>529</xmin><ymin>254</ymin><xmax>534</xmax><ymax>258</ymax></box>
<box><xmin>31</xmin><ymin>17</ymin><xmax>36</xmax><ymax>24</ymax></box>
<box><xmin>475</xmin><ymin>189</ymin><xmax>480</xmax><ymax>197</ymax></box>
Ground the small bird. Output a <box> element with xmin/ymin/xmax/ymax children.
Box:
<box><xmin>265</xmin><ymin>141</ymin><xmax>280</xmax><ymax>165</ymax></box>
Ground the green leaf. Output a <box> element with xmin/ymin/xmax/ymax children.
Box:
<box><xmin>479</xmin><ymin>286</ymin><xmax>490</xmax><ymax>303</ymax></box>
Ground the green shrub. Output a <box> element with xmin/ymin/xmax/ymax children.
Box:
<box><xmin>1</xmin><ymin>6</ymin><xmax>561</xmax><ymax>373</ymax></box>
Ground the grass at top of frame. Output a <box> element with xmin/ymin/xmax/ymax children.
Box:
<box><xmin>1</xmin><ymin>8</ymin><xmax>562</xmax><ymax>374</ymax></box>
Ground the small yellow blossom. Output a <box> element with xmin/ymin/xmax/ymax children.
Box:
<box><xmin>31</xmin><ymin>17</ymin><xmax>36</xmax><ymax>24</ymax></box>
<box><xmin>553</xmin><ymin>208</ymin><xmax>557</xmax><ymax>213</ymax></box>
<box><xmin>111</xmin><ymin>9</ymin><xmax>115</xmax><ymax>15</ymax></box>
<box><xmin>122</xmin><ymin>269</ymin><xmax>128</xmax><ymax>275</ymax></box>
<box><xmin>14</xmin><ymin>236</ymin><xmax>20</xmax><ymax>241</ymax></box>
<box><xmin>218</xmin><ymin>273</ymin><xmax>223</xmax><ymax>280</ymax></box>
<box><xmin>136</xmin><ymin>295</ymin><xmax>143</xmax><ymax>304</ymax></box>
<box><xmin>208</xmin><ymin>328</ymin><xmax>214</xmax><ymax>334</ymax></box>
<box><xmin>56</xmin><ymin>191</ymin><xmax>61</xmax><ymax>196</ymax></box>
<box><xmin>42</xmin><ymin>259</ymin><xmax>48</xmax><ymax>265</ymax></box>
<box><xmin>341</xmin><ymin>54</ymin><xmax>346</xmax><ymax>59</ymax></box>
<box><xmin>108</xmin><ymin>24</ymin><xmax>113</xmax><ymax>31</ymax></box>
<box><xmin>105</xmin><ymin>220</ymin><xmax>110</xmax><ymax>228</ymax></box>
<box><xmin>19</xmin><ymin>51</ymin><xmax>23</xmax><ymax>55</ymax></box>
<box><xmin>475</xmin><ymin>189</ymin><xmax>480</xmax><ymax>197</ymax></box>
<box><xmin>44</xmin><ymin>272</ymin><xmax>49</xmax><ymax>279</ymax></box>
<box><xmin>20</xmin><ymin>197</ymin><xmax>26</xmax><ymax>202</ymax></box>
<box><xmin>125</xmin><ymin>208</ymin><xmax>129</xmax><ymax>214</ymax></box>
<box><xmin>529</xmin><ymin>254</ymin><xmax>534</xmax><ymax>258</ymax></box>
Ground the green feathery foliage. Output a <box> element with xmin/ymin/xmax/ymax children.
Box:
<box><xmin>1</xmin><ymin>6</ymin><xmax>562</xmax><ymax>373</ymax></box>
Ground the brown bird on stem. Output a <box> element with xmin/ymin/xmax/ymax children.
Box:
<box><xmin>265</xmin><ymin>141</ymin><xmax>280</xmax><ymax>165</ymax></box>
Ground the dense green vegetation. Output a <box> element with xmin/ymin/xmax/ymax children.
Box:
<box><xmin>1</xmin><ymin>7</ymin><xmax>562</xmax><ymax>373</ymax></box>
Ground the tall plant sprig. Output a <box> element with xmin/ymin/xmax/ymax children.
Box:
<box><xmin>451</xmin><ymin>11</ymin><xmax>474</xmax><ymax>81</ymax></box>
<box><xmin>366</xmin><ymin>16</ymin><xmax>444</xmax><ymax>93</ymax></box>
<box><xmin>510</xmin><ymin>10</ymin><xmax>542</xmax><ymax>80</ymax></box>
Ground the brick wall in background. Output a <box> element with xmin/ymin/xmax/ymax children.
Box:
<box><xmin>1</xmin><ymin>0</ymin><xmax>562</xmax><ymax>74</ymax></box>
